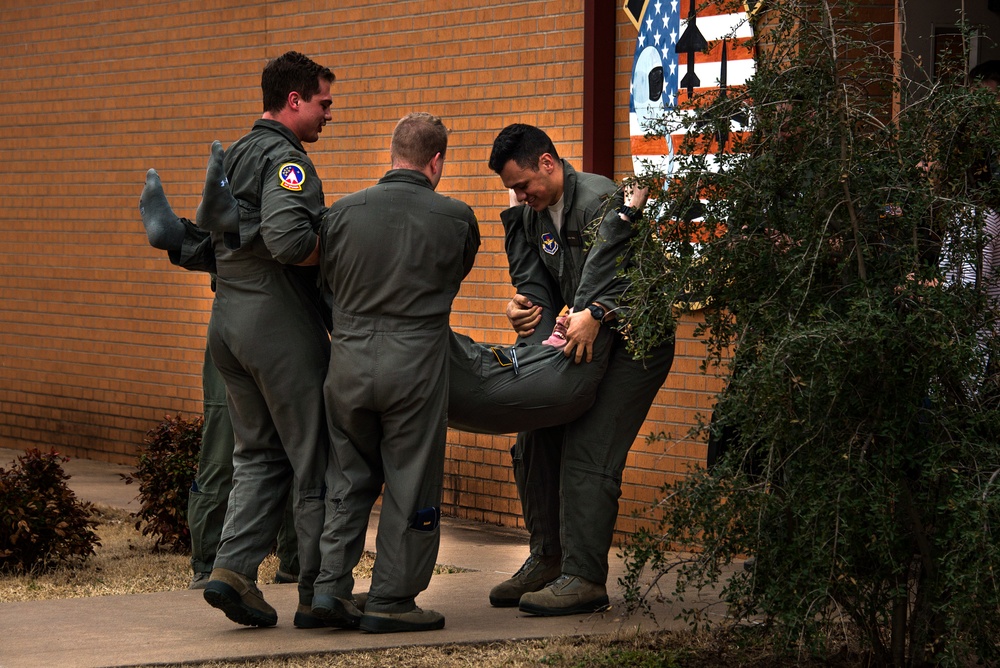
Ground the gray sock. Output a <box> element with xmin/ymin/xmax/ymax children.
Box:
<box><xmin>139</xmin><ymin>168</ymin><xmax>186</xmax><ymax>251</ymax></box>
<box><xmin>195</xmin><ymin>140</ymin><xmax>239</xmax><ymax>233</ymax></box>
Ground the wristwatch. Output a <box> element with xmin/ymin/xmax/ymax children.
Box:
<box><xmin>586</xmin><ymin>303</ymin><xmax>606</xmax><ymax>322</ymax></box>
<box><xmin>618</xmin><ymin>204</ymin><xmax>643</xmax><ymax>221</ymax></box>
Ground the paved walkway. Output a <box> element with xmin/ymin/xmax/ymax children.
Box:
<box><xmin>0</xmin><ymin>449</ymin><xmax>707</xmax><ymax>668</ymax></box>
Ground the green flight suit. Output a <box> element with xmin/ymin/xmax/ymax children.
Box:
<box><xmin>208</xmin><ymin>120</ymin><xmax>330</xmax><ymax>606</ymax></box>
<box><xmin>166</xmin><ymin>220</ymin><xmax>608</xmax><ymax>438</ymax></box>
<box><xmin>315</xmin><ymin>169</ymin><xmax>479</xmax><ymax>613</ymax></box>
<box><xmin>446</xmin><ymin>329</ymin><xmax>611</xmax><ymax>434</ymax></box>
<box><xmin>502</xmin><ymin>161</ymin><xmax>676</xmax><ymax>585</ymax></box>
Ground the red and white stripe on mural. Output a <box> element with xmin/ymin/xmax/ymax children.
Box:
<box><xmin>626</xmin><ymin>0</ymin><xmax>758</xmax><ymax>178</ymax></box>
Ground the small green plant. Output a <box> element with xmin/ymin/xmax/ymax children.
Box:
<box><xmin>122</xmin><ymin>413</ymin><xmax>202</xmax><ymax>553</ymax></box>
<box><xmin>0</xmin><ymin>449</ymin><xmax>100</xmax><ymax>573</ymax></box>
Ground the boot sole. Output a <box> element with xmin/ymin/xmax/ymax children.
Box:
<box><xmin>359</xmin><ymin>613</ymin><xmax>445</xmax><ymax>633</ymax></box>
<box><xmin>203</xmin><ymin>582</ymin><xmax>277</xmax><ymax>627</ymax></box>
<box><xmin>294</xmin><ymin>610</ymin><xmax>332</xmax><ymax>629</ymax></box>
<box><xmin>488</xmin><ymin>595</ymin><xmax>521</xmax><ymax>607</ymax></box>
<box><xmin>311</xmin><ymin>597</ymin><xmax>362</xmax><ymax>629</ymax></box>
<box><xmin>518</xmin><ymin>595</ymin><xmax>611</xmax><ymax>617</ymax></box>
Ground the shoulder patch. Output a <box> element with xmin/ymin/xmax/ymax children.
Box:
<box><xmin>278</xmin><ymin>163</ymin><xmax>306</xmax><ymax>191</ymax></box>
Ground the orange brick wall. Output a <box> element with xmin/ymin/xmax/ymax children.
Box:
<box><xmin>0</xmin><ymin>0</ymin><xmax>724</xmax><ymax>539</ymax></box>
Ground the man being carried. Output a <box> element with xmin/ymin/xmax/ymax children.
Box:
<box><xmin>140</xmin><ymin>160</ymin><xmax>614</xmax><ymax>437</ymax></box>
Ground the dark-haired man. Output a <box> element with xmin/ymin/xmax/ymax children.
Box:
<box><xmin>487</xmin><ymin>123</ymin><xmax>675</xmax><ymax>616</ymax></box>
<box><xmin>195</xmin><ymin>50</ymin><xmax>335</xmax><ymax>629</ymax></box>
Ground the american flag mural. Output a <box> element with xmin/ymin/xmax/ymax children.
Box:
<box><xmin>626</xmin><ymin>0</ymin><xmax>758</xmax><ymax>179</ymax></box>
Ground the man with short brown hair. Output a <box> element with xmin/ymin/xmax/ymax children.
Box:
<box><xmin>199</xmin><ymin>50</ymin><xmax>336</xmax><ymax>629</ymax></box>
<box><xmin>311</xmin><ymin>112</ymin><xmax>479</xmax><ymax>634</ymax></box>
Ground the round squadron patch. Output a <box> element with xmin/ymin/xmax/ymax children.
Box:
<box><xmin>278</xmin><ymin>163</ymin><xmax>306</xmax><ymax>191</ymax></box>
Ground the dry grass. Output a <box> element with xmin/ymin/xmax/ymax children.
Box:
<box><xmin>0</xmin><ymin>505</ymin><xmax>190</xmax><ymax>601</ymax></box>
<box><xmin>150</xmin><ymin>628</ymin><xmax>863</xmax><ymax>668</ymax></box>
<box><xmin>0</xmin><ymin>505</ymin><xmax>863</xmax><ymax>667</ymax></box>
<box><xmin>0</xmin><ymin>505</ymin><xmax>389</xmax><ymax>602</ymax></box>
<box><xmin>171</xmin><ymin>635</ymin><xmax>688</xmax><ymax>668</ymax></box>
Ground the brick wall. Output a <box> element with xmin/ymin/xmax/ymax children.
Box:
<box><xmin>0</xmin><ymin>0</ymin><xmax>723</xmax><ymax>539</ymax></box>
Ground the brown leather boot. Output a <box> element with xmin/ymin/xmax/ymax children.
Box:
<box><xmin>518</xmin><ymin>574</ymin><xmax>609</xmax><ymax>616</ymax></box>
<box><xmin>488</xmin><ymin>554</ymin><xmax>561</xmax><ymax>607</ymax></box>
<box><xmin>203</xmin><ymin>567</ymin><xmax>277</xmax><ymax>627</ymax></box>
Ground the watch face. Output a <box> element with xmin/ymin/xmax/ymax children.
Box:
<box><xmin>588</xmin><ymin>304</ymin><xmax>605</xmax><ymax>320</ymax></box>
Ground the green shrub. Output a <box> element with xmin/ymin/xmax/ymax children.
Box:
<box><xmin>621</xmin><ymin>1</ymin><xmax>1000</xmax><ymax>664</ymax></box>
<box><xmin>122</xmin><ymin>413</ymin><xmax>202</xmax><ymax>553</ymax></box>
<box><xmin>0</xmin><ymin>449</ymin><xmax>100</xmax><ymax>573</ymax></box>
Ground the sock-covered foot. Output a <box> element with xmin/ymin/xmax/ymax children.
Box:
<box><xmin>139</xmin><ymin>168</ymin><xmax>186</xmax><ymax>251</ymax></box>
<box><xmin>542</xmin><ymin>314</ymin><xmax>569</xmax><ymax>348</ymax></box>
<box><xmin>195</xmin><ymin>140</ymin><xmax>239</xmax><ymax>233</ymax></box>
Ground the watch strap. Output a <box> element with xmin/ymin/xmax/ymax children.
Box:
<box><xmin>586</xmin><ymin>303</ymin><xmax>606</xmax><ymax>321</ymax></box>
<box><xmin>618</xmin><ymin>204</ymin><xmax>643</xmax><ymax>221</ymax></box>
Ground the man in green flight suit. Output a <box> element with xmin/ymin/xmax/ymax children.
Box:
<box><xmin>488</xmin><ymin>123</ymin><xmax>676</xmax><ymax>616</ymax></box>
<box><xmin>197</xmin><ymin>50</ymin><xmax>336</xmax><ymax>629</ymax></box>
<box><xmin>310</xmin><ymin>112</ymin><xmax>480</xmax><ymax>633</ymax></box>
<box><xmin>139</xmin><ymin>161</ymin><xmax>615</xmax><ymax>440</ymax></box>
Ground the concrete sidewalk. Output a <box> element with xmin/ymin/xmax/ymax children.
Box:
<box><xmin>0</xmin><ymin>449</ymin><xmax>702</xmax><ymax>668</ymax></box>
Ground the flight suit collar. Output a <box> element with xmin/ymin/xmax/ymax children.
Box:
<box><xmin>561</xmin><ymin>160</ymin><xmax>579</xmax><ymax>213</ymax></box>
<box><xmin>538</xmin><ymin>160</ymin><xmax>582</xmax><ymax>278</ymax></box>
<box><xmin>251</xmin><ymin>118</ymin><xmax>307</xmax><ymax>154</ymax></box>
<box><xmin>378</xmin><ymin>168</ymin><xmax>434</xmax><ymax>189</ymax></box>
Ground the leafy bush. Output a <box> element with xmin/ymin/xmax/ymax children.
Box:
<box><xmin>122</xmin><ymin>413</ymin><xmax>202</xmax><ymax>553</ymax></box>
<box><xmin>0</xmin><ymin>449</ymin><xmax>100</xmax><ymax>573</ymax></box>
<box><xmin>621</xmin><ymin>1</ymin><xmax>1000</xmax><ymax>665</ymax></box>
